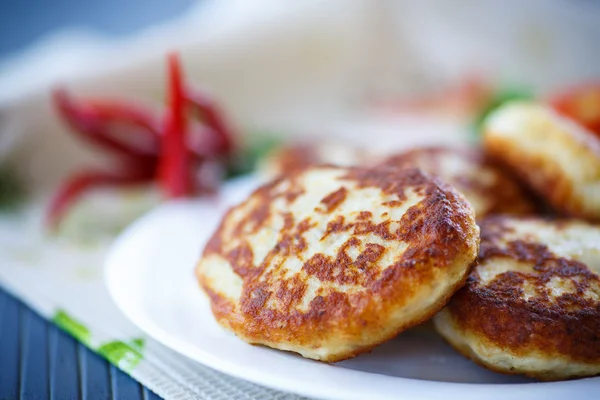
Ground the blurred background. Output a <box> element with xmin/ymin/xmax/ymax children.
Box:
<box><xmin>1</xmin><ymin>0</ymin><xmax>600</xmax><ymax>193</ymax></box>
<box><xmin>0</xmin><ymin>0</ymin><xmax>195</xmax><ymax>58</ymax></box>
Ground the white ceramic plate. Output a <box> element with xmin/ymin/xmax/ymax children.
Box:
<box><xmin>105</xmin><ymin>174</ymin><xmax>599</xmax><ymax>400</ymax></box>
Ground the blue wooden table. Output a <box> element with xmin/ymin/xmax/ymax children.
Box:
<box><xmin>0</xmin><ymin>287</ymin><xmax>163</xmax><ymax>400</ymax></box>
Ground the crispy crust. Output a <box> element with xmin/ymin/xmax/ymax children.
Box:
<box><xmin>435</xmin><ymin>216</ymin><xmax>600</xmax><ymax>380</ymax></box>
<box><xmin>378</xmin><ymin>146</ymin><xmax>538</xmax><ymax>219</ymax></box>
<box><xmin>197</xmin><ymin>166</ymin><xmax>479</xmax><ymax>361</ymax></box>
<box><xmin>262</xmin><ymin>143</ymin><xmax>320</xmax><ymax>175</ymax></box>
<box><xmin>483</xmin><ymin>101</ymin><xmax>600</xmax><ymax>220</ymax></box>
<box><xmin>433</xmin><ymin>308</ymin><xmax>545</xmax><ymax>379</ymax></box>
<box><xmin>328</xmin><ymin>267</ymin><xmax>474</xmax><ymax>362</ymax></box>
<box><xmin>484</xmin><ymin>136</ymin><xmax>582</xmax><ymax>217</ymax></box>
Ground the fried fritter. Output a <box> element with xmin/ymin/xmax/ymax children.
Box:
<box><xmin>258</xmin><ymin>142</ymin><xmax>375</xmax><ymax>178</ymax></box>
<box><xmin>483</xmin><ymin>101</ymin><xmax>600</xmax><ymax>221</ymax></box>
<box><xmin>379</xmin><ymin>146</ymin><xmax>536</xmax><ymax>219</ymax></box>
<box><xmin>434</xmin><ymin>216</ymin><xmax>600</xmax><ymax>380</ymax></box>
<box><xmin>197</xmin><ymin>165</ymin><xmax>479</xmax><ymax>362</ymax></box>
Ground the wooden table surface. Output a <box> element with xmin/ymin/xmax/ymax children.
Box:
<box><xmin>0</xmin><ymin>287</ymin><xmax>164</xmax><ymax>400</ymax></box>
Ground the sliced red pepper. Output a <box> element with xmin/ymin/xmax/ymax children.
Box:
<box><xmin>157</xmin><ymin>53</ymin><xmax>191</xmax><ymax>198</ymax></box>
<box><xmin>186</xmin><ymin>90</ymin><xmax>234</xmax><ymax>155</ymax></box>
<box><xmin>53</xmin><ymin>89</ymin><xmax>161</xmax><ymax>160</ymax></box>
<box><xmin>549</xmin><ymin>83</ymin><xmax>600</xmax><ymax>136</ymax></box>
<box><xmin>47</xmin><ymin>52</ymin><xmax>237</xmax><ymax>230</ymax></box>
<box><xmin>54</xmin><ymin>88</ymin><xmax>226</xmax><ymax>160</ymax></box>
<box><xmin>46</xmin><ymin>167</ymin><xmax>154</xmax><ymax>231</ymax></box>
<box><xmin>185</xmin><ymin>124</ymin><xmax>224</xmax><ymax>158</ymax></box>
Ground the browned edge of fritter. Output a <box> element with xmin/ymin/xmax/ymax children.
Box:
<box><xmin>196</xmin><ymin>165</ymin><xmax>480</xmax><ymax>362</ymax></box>
<box><xmin>483</xmin><ymin>134</ymin><xmax>597</xmax><ymax>221</ymax></box>
<box><xmin>440</xmin><ymin>216</ymin><xmax>600</xmax><ymax>378</ymax></box>
<box><xmin>378</xmin><ymin>146</ymin><xmax>540</xmax><ymax>218</ymax></box>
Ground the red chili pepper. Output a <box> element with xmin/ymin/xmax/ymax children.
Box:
<box><xmin>186</xmin><ymin>89</ymin><xmax>234</xmax><ymax>155</ymax></box>
<box><xmin>53</xmin><ymin>89</ymin><xmax>161</xmax><ymax>160</ymax></box>
<box><xmin>157</xmin><ymin>52</ymin><xmax>191</xmax><ymax>199</ymax></box>
<box><xmin>55</xmin><ymin>88</ymin><xmax>226</xmax><ymax>160</ymax></box>
<box><xmin>46</xmin><ymin>167</ymin><xmax>154</xmax><ymax>231</ymax></box>
<box><xmin>549</xmin><ymin>83</ymin><xmax>600</xmax><ymax>136</ymax></box>
<box><xmin>185</xmin><ymin>124</ymin><xmax>223</xmax><ymax>157</ymax></box>
<box><xmin>47</xmin><ymin>52</ymin><xmax>235</xmax><ymax>231</ymax></box>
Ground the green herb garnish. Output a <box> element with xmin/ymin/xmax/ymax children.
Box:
<box><xmin>225</xmin><ymin>133</ymin><xmax>282</xmax><ymax>178</ymax></box>
<box><xmin>471</xmin><ymin>86</ymin><xmax>535</xmax><ymax>140</ymax></box>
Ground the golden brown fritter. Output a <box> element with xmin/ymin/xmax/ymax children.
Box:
<box><xmin>258</xmin><ymin>142</ymin><xmax>375</xmax><ymax>178</ymax></box>
<box><xmin>378</xmin><ymin>146</ymin><xmax>537</xmax><ymax>219</ymax></box>
<box><xmin>197</xmin><ymin>165</ymin><xmax>479</xmax><ymax>362</ymax></box>
<box><xmin>434</xmin><ymin>216</ymin><xmax>600</xmax><ymax>381</ymax></box>
<box><xmin>483</xmin><ymin>101</ymin><xmax>600</xmax><ymax>221</ymax></box>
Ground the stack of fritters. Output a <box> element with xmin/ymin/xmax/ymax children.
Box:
<box><xmin>196</xmin><ymin>101</ymin><xmax>600</xmax><ymax>380</ymax></box>
<box><xmin>431</xmin><ymin>102</ymin><xmax>600</xmax><ymax>381</ymax></box>
<box><xmin>376</xmin><ymin>146</ymin><xmax>537</xmax><ymax>219</ymax></box>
